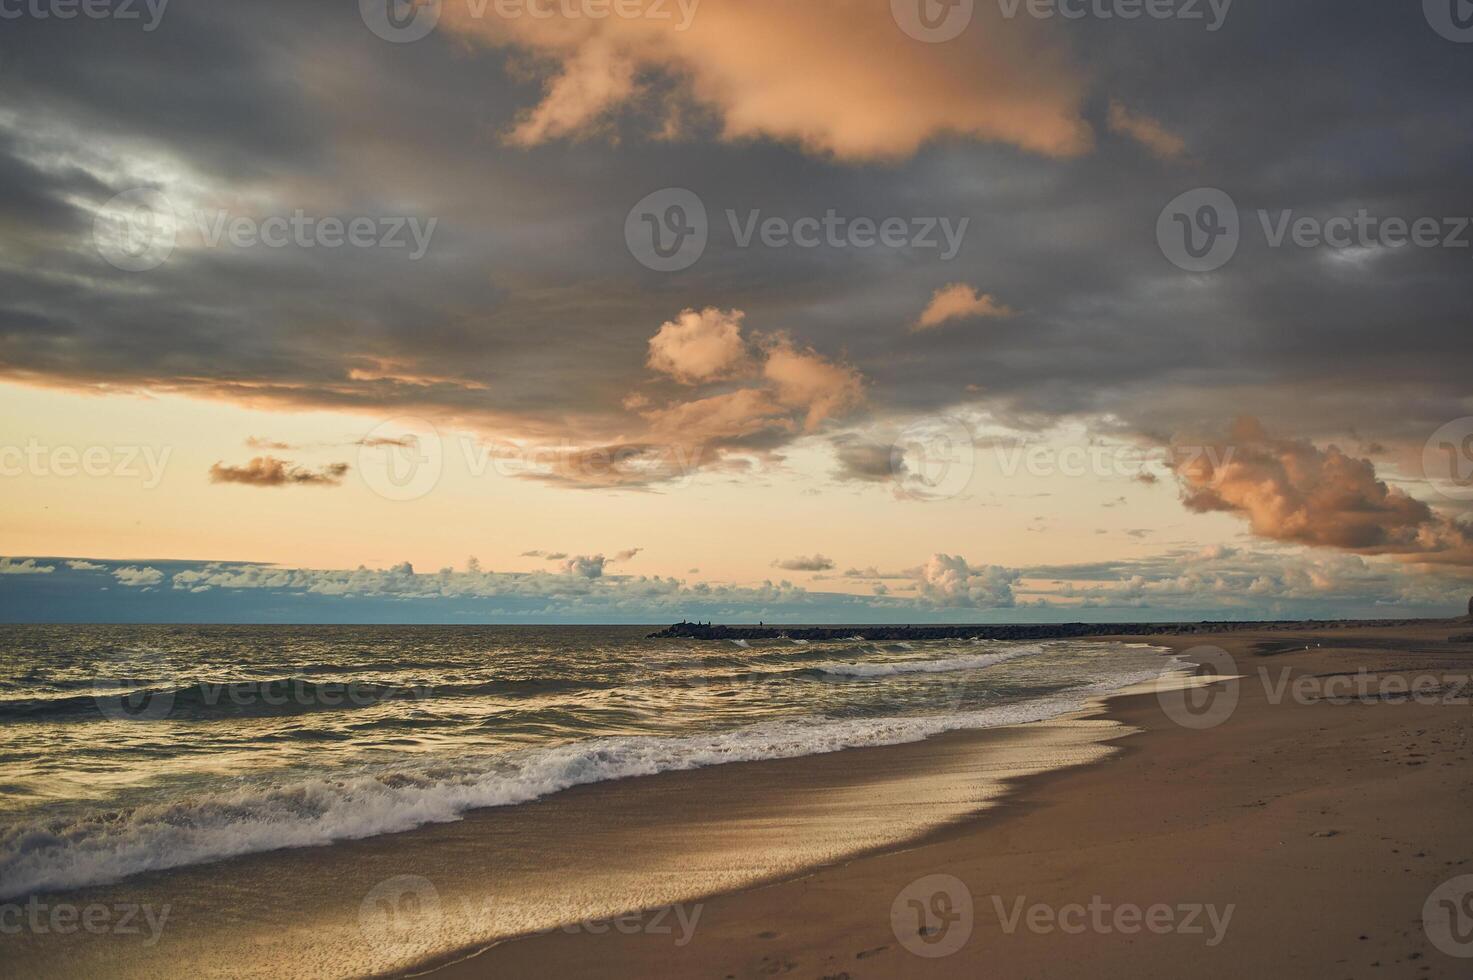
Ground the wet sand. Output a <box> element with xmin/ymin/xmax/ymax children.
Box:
<box><xmin>431</xmin><ymin>623</ymin><xmax>1473</xmax><ymax>979</ymax></box>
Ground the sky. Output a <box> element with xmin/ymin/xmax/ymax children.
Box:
<box><xmin>1</xmin><ymin>0</ymin><xmax>1472</xmax><ymax>623</ymax></box>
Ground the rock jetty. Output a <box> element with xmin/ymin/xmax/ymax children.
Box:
<box><xmin>647</xmin><ymin>618</ymin><xmax>1434</xmax><ymax>642</ymax></box>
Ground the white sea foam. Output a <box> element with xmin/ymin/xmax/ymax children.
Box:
<box><xmin>729</xmin><ymin>639</ymin><xmax>750</xmax><ymax>648</ymax></box>
<box><xmin>815</xmin><ymin>646</ymin><xmax>1040</xmax><ymax>677</ymax></box>
<box><xmin>0</xmin><ymin>655</ymin><xmax>1174</xmax><ymax>900</ymax></box>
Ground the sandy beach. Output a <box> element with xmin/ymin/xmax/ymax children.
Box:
<box><xmin>427</xmin><ymin>622</ymin><xmax>1473</xmax><ymax>979</ymax></box>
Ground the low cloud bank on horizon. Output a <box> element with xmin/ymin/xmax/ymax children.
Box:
<box><xmin>1</xmin><ymin>549</ymin><xmax>1466</xmax><ymax>625</ymax></box>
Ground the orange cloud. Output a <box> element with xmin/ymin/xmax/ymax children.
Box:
<box><xmin>209</xmin><ymin>457</ymin><xmax>350</xmax><ymax>488</ymax></box>
<box><xmin>759</xmin><ymin>335</ymin><xmax>865</xmax><ymax>431</ymax></box>
<box><xmin>647</xmin><ymin>307</ymin><xmax>752</xmax><ymax>383</ymax></box>
<box><xmin>1106</xmin><ymin>100</ymin><xmax>1187</xmax><ymax>160</ymax></box>
<box><xmin>914</xmin><ymin>283</ymin><xmax>1013</xmax><ymax>331</ymax></box>
<box><xmin>440</xmin><ymin>1</ymin><xmax>1092</xmax><ymax>161</ymax></box>
<box><xmin>642</xmin><ymin>387</ymin><xmax>789</xmax><ymax>441</ymax></box>
<box><xmin>1172</xmin><ymin>418</ymin><xmax>1473</xmax><ymax>567</ymax></box>
<box><xmin>494</xmin><ymin>308</ymin><xmax>864</xmax><ymax>488</ymax></box>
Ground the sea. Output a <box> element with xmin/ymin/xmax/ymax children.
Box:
<box><xmin>0</xmin><ymin>624</ymin><xmax>1174</xmax><ymax>906</ymax></box>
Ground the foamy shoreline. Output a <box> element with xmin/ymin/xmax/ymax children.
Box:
<box><xmin>2</xmin><ymin>643</ymin><xmax>1180</xmax><ymax>978</ymax></box>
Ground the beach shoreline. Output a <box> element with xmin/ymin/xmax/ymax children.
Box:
<box><xmin>426</xmin><ymin>621</ymin><xmax>1473</xmax><ymax>979</ymax></box>
<box><xmin>5</xmin><ymin>622</ymin><xmax>1471</xmax><ymax>979</ymax></box>
<box><xmin>0</xmin><ymin>635</ymin><xmax>1174</xmax><ymax>979</ymax></box>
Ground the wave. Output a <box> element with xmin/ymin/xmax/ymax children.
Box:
<box><xmin>0</xmin><ymin>676</ymin><xmax>602</xmax><ymax>722</ymax></box>
<box><xmin>0</xmin><ymin>659</ymin><xmax>1174</xmax><ymax>900</ymax></box>
<box><xmin>813</xmin><ymin>646</ymin><xmax>1041</xmax><ymax>678</ymax></box>
<box><xmin>728</xmin><ymin>639</ymin><xmax>751</xmax><ymax>648</ymax></box>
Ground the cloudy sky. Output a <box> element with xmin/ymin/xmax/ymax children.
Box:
<box><xmin>1</xmin><ymin>0</ymin><xmax>1471</xmax><ymax>622</ymax></box>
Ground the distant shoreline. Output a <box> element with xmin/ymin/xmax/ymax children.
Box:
<box><xmin>648</xmin><ymin>616</ymin><xmax>1458</xmax><ymax>642</ymax></box>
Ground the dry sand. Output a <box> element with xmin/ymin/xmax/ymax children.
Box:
<box><xmin>429</xmin><ymin>623</ymin><xmax>1473</xmax><ymax>979</ymax></box>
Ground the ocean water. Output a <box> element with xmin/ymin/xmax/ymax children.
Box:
<box><xmin>0</xmin><ymin>625</ymin><xmax>1172</xmax><ymax>902</ymax></box>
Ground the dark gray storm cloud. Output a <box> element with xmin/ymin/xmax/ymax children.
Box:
<box><xmin>1</xmin><ymin>0</ymin><xmax>1470</xmax><ymax>469</ymax></box>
